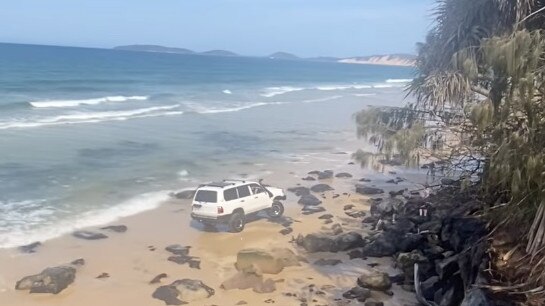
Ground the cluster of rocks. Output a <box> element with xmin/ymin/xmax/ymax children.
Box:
<box><xmin>354</xmin><ymin>184</ymin><xmax>497</xmax><ymax>306</ymax></box>
<box><xmin>165</xmin><ymin>244</ymin><xmax>201</xmax><ymax>269</ymax></box>
<box><xmin>15</xmin><ymin>258</ymin><xmax>85</xmax><ymax>294</ymax></box>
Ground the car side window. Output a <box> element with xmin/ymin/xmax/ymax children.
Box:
<box><xmin>224</xmin><ymin>188</ymin><xmax>238</xmax><ymax>201</ymax></box>
<box><xmin>237</xmin><ymin>185</ymin><xmax>251</xmax><ymax>198</ymax></box>
<box><xmin>249</xmin><ymin>184</ymin><xmax>265</xmax><ymax>195</ymax></box>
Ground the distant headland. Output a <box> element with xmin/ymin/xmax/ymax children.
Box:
<box><xmin>113</xmin><ymin>45</ymin><xmax>416</xmax><ymax>67</ymax></box>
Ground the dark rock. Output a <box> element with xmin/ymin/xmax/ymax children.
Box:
<box><xmin>298</xmin><ymin>194</ymin><xmax>322</xmax><ymax>206</ymax></box>
<box><xmin>359</xmin><ymin>178</ymin><xmax>372</xmax><ymax>182</ymax></box>
<box><xmin>152</xmin><ymin>279</ymin><xmax>215</xmax><ymax>305</ymax></box>
<box><xmin>323</xmin><ymin>219</ymin><xmax>333</xmax><ymax>224</ymax></box>
<box><xmin>288</xmin><ymin>187</ymin><xmax>311</xmax><ymax>196</ymax></box>
<box><xmin>16</xmin><ymin>266</ymin><xmax>76</xmax><ymax>294</ymax></box>
<box><xmin>70</xmin><ymin>258</ymin><xmax>85</xmax><ymax>266</ymax></box>
<box><xmin>302</xmin><ymin>176</ymin><xmax>316</xmax><ymax>181</ymax></box>
<box><xmin>96</xmin><ymin>273</ymin><xmax>109</xmax><ymax>279</ymax></box>
<box><xmin>348</xmin><ymin>249</ymin><xmax>363</xmax><ymax>259</ymax></box>
<box><xmin>335</xmin><ymin>172</ymin><xmax>353</xmax><ymax>178</ymax></box>
<box><xmin>301</xmin><ymin>206</ymin><xmax>326</xmax><ymax>215</ymax></box>
<box><xmin>397</xmin><ymin>233</ymin><xmax>425</xmax><ymax>252</ymax></box>
<box><xmin>308</xmin><ymin>170</ymin><xmax>321</xmax><ymax>175</ymax></box>
<box><xmin>343</xmin><ymin>204</ymin><xmax>355</xmax><ymax>210</ymax></box>
<box><xmin>310</xmin><ymin>184</ymin><xmax>334</xmax><ymax>193</ymax></box>
<box><xmin>361</xmin><ymin>233</ymin><xmax>397</xmax><ymax>257</ymax></box>
<box><xmin>150</xmin><ymin>273</ymin><xmax>168</xmax><ymax>284</ymax></box>
<box><xmin>168</xmin><ymin>256</ymin><xmax>201</xmax><ymax>269</ymax></box>
<box><xmin>19</xmin><ymin>242</ymin><xmax>41</xmax><ymax>254</ymax></box>
<box><xmin>421</xmin><ymin>276</ymin><xmax>440</xmax><ymax>301</ymax></box>
<box><xmin>173</xmin><ymin>190</ymin><xmax>195</xmax><ymax>199</ymax></box>
<box><xmin>165</xmin><ymin>244</ymin><xmax>191</xmax><ymax>256</ymax></box>
<box><xmin>401</xmin><ymin>284</ymin><xmax>415</xmax><ymax>292</ymax></box>
<box><xmin>331</xmin><ymin>223</ymin><xmax>343</xmax><ymax>235</ymax></box>
<box><xmin>436</xmin><ymin>255</ymin><xmax>460</xmax><ymax>279</ymax></box>
<box><xmin>420</xmin><ymin>220</ymin><xmax>442</xmax><ymax>234</ymax></box>
<box><xmin>318</xmin><ymin>170</ymin><xmax>334</xmax><ymax>180</ymax></box>
<box><xmin>279</xmin><ymin>227</ymin><xmax>293</xmax><ymax>235</ymax></box>
<box><xmin>345</xmin><ymin>210</ymin><xmax>367</xmax><ymax>218</ymax></box>
<box><xmin>100</xmin><ymin>225</ymin><xmax>127</xmax><ymax>233</ymax></box>
<box><xmin>356</xmin><ymin>185</ymin><xmax>384</xmax><ymax>195</ymax></box>
<box><xmin>460</xmin><ymin>288</ymin><xmax>494</xmax><ymax>306</ymax></box>
<box><xmin>441</xmin><ymin>178</ymin><xmax>457</xmax><ymax>186</ymax></box>
<box><xmin>318</xmin><ymin>214</ymin><xmax>334</xmax><ymax>220</ymax></box>
<box><xmin>362</xmin><ymin>216</ymin><xmax>377</xmax><ymax>224</ymax></box>
<box><xmin>334</xmin><ymin>232</ymin><xmax>365</xmax><ymax>251</ymax></box>
<box><xmin>365</xmin><ymin>300</ymin><xmax>384</xmax><ymax>306</ymax></box>
<box><xmin>221</xmin><ymin>269</ymin><xmax>276</xmax><ymax>294</ymax></box>
<box><xmin>73</xmin><ymin>231</ymin><xmax>108</xmax><ymax>240</ymax></box>
<box><xmin>314</xmin><ymin>259</ymin><xmax>342</xmax><ymax>266</ymax></box>
<box><xmin>389</xmin><ymin>273</ymin><xmax>405</xmax><ymax>284</ymax></box>
<box><xmin>342</xmin><ymin>286</ymin><xmax>371</xmax><ymax>301</ymax></box>
<box><xmin>357</xmin><ymin>269</ymin><xmax>391</xmax><ymax>291</ymax></box>
<box><xmin>296</xmin><ymin>234</ymin><xmax>335</xmax><ymax>253</ymax></box>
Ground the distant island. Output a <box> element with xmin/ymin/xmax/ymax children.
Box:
<box><xmin>113</xmin><ymin>45</ymin><xmax>415</xmax><ymax>67</ymax></box>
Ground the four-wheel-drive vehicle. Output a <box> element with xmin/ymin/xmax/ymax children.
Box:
<box><xmin>190</xmin><ymin>180</ymin><xmax>286</xmax><ymax>232</ymax></box>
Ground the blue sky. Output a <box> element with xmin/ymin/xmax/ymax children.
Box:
<box><xmin>0</xmin><ymin>0</ymin><xmax>434</xmax><ymax>57</ymax></box>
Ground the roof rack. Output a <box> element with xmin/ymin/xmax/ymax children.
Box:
<box><xmin>223</xmin><ymin>179</ymin><xmax>247</xmax><ymax>183</ymax></box>
<box><xmin>205</xmin><ymin>181</ymin><xmax>236</xmax><ymax>188</ymax></box>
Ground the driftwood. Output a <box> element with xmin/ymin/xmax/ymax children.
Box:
<box><xmin>414</xmin><ymin>263</ymin><xmax>438</xmax><ymax>306</ymax></box>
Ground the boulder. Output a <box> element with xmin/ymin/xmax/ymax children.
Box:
<box><xmin>16</xmin><ymin>266</ymin><xmax>76</xmax><ymax>294</ymax></box>
<box><xmin>19</xmin><ymin>242</ymin><xmax>41</xmax><ymax>254</ymax></box>
<box><xmin>310</xmin><ymin>184</ymin><xmax>334</xmax><ymax>193</ymax></box>
<box><xmin>357</xmin><ymin>269</ymin><xmax>391</xmax><ymax>291</ymax></box>
<box><xmin>302</xmin><ymin>206</ymin><xmax>326</xmax><ymax>215</ymax></box>
<box><xmin>314</xmin><ymin>259</ymin><xmax>342</xmax><ymax>266</ymax></box>
<box><xmin>101</xmin><ymin>225</ymin><xmax>127</xmax><ymax>233</ymax></box>
<box><xmin>345</xmin><ymin>210</ymin><xmax>367</xmax><ymax>218</ymax></box>
<box><xmin>318</xmin><ymin>170</ymin><xmax>334</xmax><ymax>180</ymax></box>
<box><xmin>297</xmin><ymin>234</ymin><xmax>335</xmax><ymax>253</ymax></box>
<box><xmin>150</xmin><ymin>273</ymin><xmax>168</xmax><ymax>284</ymax></box>
<box><xmin>331</xmin><ymin>223</ymin><xmax>343</xmax><ymax>235</ymax></box>
<box><xmin>342</xmin><ymin>286</ymin><xmax>371</xmax><ymax>301</ymax></box>
<box><xmin>359</xmin><ymin>178</ymin><xmax>372</xmax><ymax>182</ymax></box>
<box><xmin>334</xmin><ymin>232</ymin><xmax>365</xmax><ymax>251</ymax></box>
<box><xmin>221</xmin><ymin>268</ymin><xmax>276</xmax><ymax>293</ymax></box>
<box><xmin>152</xmin><ymin>279</ymin><xmax>215</xmax><ymax>305</ymax></box>
<box><xmin>365</xmin><ymin>300</ymin><xmax>384</xmax><ymax>306</ymax></box>
<box><xmin>298</xmin><ymin>194</ymin><xmax>322</xmax><ymax>206</ymax></box>
<box><xmin>356</xmin><ymin>185</ymin><xmax>384</xmax><ymax>195</ymax></box>
<box><xmin>165</xmin><ymin>244</ymin><xmax>191</xmax><ymax>256</ymax></box>
<box><xmin>361</xmin><ymin>233</ymin><xmax>397</xmax><ymax>257</ymax></box>
<box><xmin>302</xmin><ymin>176</ymin><xmax>316</xmax><ymax>181</ymax></box>
<box><xmin>421</xmin><ymin>276</ymin><xmax>441</xmax><ymax>301</ymax></box>
<box><xmin>168</xmin><ymin>255</ymin><xmax>201</xmax><ymax>269</ymax></box>
<box><xmin>72</xmin><ymin>231</ymin><xmax>108</xmax><ymax>240</ymax></box>
<box><xmin>318</xmin><ymin>214</ymin><xmax>334</xmax><ymax>220</ymax></box>
<box><xmin>288</xmin><ymin>187</ymin><xmax>311</xmax><ymax>196</ymax></box>
<box><xmin>235</xmin><ymin>248</ymin><xmax>299</xmax><ymax>274</ymax></box>
<box><xmin>173</xmin><ymin>190</ymin><xmax>195</xmax><ymax>200</ymax></box>
<box><xmin>335</xmin><ymin>172</ymin><xmax>353</xmax><ymax>178</ymax></box>
<box><xmin>279</xmin><ymin>227</ymin><xmax>293</xmax><ymax>235</ymax></box>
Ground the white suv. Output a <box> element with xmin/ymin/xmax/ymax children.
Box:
<box><xmin>191</xmin><ymin>180</ymin><xmax>286</xmax><ymax>232</ymax></box>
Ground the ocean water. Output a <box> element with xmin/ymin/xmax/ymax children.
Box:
<box><xmin>0</xmin><ymin>43</ymin><xmax>413</xmax><ymax>248</ymax></box>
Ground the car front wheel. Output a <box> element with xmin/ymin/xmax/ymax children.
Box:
<box><xmin>268</xmin><ymin>201</ymin><xmax>284</xmax><ymax>219</ymax></box>
<box><xmin>228</xmin><ymin>211</ymin><xmax>245</xmax><ymax>232</ymax></box>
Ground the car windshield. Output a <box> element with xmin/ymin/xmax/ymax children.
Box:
<box><xmin>194</xmin><ymin>190</ymin><xmax>217</xmax><ymax>203</ymax></box>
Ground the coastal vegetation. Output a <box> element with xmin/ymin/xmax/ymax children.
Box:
<box><xmin>355</xmin><ymin>0</ymin><xmax>545</xmax><ymax>304</ymax></box>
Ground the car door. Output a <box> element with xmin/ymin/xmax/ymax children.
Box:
<box><xmin>236</xmin><ymin>185</ymin><xmax>255</xmax><ymax>213</ymax></box>
<box><xmin>249</xmin><ymin>183</ymin><xmax>270</xmax><ymax>211</ymax></box>
<box><xmin>223</xmin><ymin>187</ymin><xmax>241</xmax><ymax>214</ymax></box>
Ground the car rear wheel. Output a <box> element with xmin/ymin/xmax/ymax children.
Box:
<box><xmin>229</xmin><ymin>211</ymin><xmax>245</xmax><ymax>232</ymax></box>
<box><xmin>268</xmin><ymin>201</ymin><xmax>284</xmax><ymax>219</ymax></box>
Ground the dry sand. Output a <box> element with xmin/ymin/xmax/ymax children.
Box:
<box><xmin>0</xmin><ymin>150</ymin><xmax>427</xmax><ymax>306</ymax></box>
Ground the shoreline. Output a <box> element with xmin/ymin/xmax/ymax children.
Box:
<box><xmin>0</xmin><ymin>144</ymin><xmax>432</xmax><ymax>305</ymax></box>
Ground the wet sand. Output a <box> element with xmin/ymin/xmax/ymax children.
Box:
<box><xmin>0</xmin><ymin>147</ymin><xmax>427</xmax><ymax>306</ymax></box>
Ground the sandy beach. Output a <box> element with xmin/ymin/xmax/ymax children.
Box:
<box><xmin>0</xmin><ymin>138</ymin><xmax>432</xmax><ymax>306</ymax></box>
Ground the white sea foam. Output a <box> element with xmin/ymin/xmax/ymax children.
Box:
<box><xmin>386</xmin><ymin>78</ymin><xmax>413</xmax><ymax>83</ymax></box>
<box><xmin>0</xmin><ymin>191</ymin><xmax>169</xmax><ymax>249</ymax></box>
<box><xmin>0</xmin><ymin>105</ymin><xmax>182</xmax><ymax>129</ymax></box>
<box><xmin>316</xmin><ymin>84</ymin><xmax>372</xmax><ymax>91</ymax></box>
<box><xmin>192</xmin><ymin>102</ymin><xmax>287</xmax><ymax>114</ymax></box>
<box><xmin>178</xmin><ymin>169</ymin><xmax>189</xmax><ymax>177</ymax></box>
<box><xmin>260</xmin><ymin>86</ymin><xmax>305</xmax><ymax>98</ymax></box>
<box><xmin>353</xmin><ymin>93</ymin><xmax>377</xmax><ymax>97</ymax></box>
<box><xmin>29</xmin><ymin>96</ymin><xmax>148</xmax><ymax>108</ymax></box>
<box><xmin>301</xmin><ymin>95</ymin><xmax>343</xmax><ymax>103</ymax></box>
<box><xmin>222</xmin><ymin>89</ymin><xmax>232</xmax><ymax>94</ymax></box>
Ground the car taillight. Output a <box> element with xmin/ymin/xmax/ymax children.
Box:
<box><xmin>217</xmin><ymin>206</ymin><xmax>224</xmax><ymax>214</ymax></box>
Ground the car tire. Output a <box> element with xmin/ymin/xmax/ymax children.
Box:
<box><xmin>268</xmin><ymin>201</ymin><xmax>284</xmax><ymax>219</ymax></box>
<box><xmin>229</xmin><ymin>211</ymin><xmax>245</xmax><ymax>233</ymax></box>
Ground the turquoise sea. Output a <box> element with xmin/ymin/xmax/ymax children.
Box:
<box><xmin>0</xmin><ymin>43</ymin><xmax>413</xmax><ymax>248</ymax></box>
